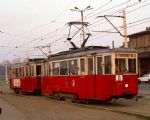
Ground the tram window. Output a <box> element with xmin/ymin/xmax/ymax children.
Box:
<box><xmin>104</xmin><ymin>56</ymin><xmax>111</xmax><ymax>74</ymax></box>
<box><xmin>21</xmin><ymin>67</ymin><xmax>24</xmax><ymax>77</ymax></box>
<box><xmin>60</xmin><ymin>61</ymin><xmax>68</xmax><ymax>75</ymax></box>
<box><xmin>128</xmin><ymin>59</ymin><xmax>136</xmax><ymax>73</ymax></box>
<box><xmin>25</xmin><ymin>66</ymin><xmax>29</xmax><ymax>76</ymax></box>
<box><xmin>12</xmin><ymin>69</ymin><xmax>15</xmax><ymax>77</ymax></box>
<box><xmin>46</xmin><ymin>63</ymin><xmax>50</xmax><ymax>76</ymax></box>
<box><xmin>25</xmin><ymin>67</ymin><xmax>27</xmax><ymax>76</ymax></box>
<box><xmin>69</xmin><ymin>59</ymin><xmax>78</xmax><ymax>75</ymax></box>
<box><xmin>80</xmin><ymin>58</ymin><xmax>85</xmax><ymax>75</ymax></box>
<box><xmin>44</xmin><ymin>63</ymin><xmax>47</xmax><ymax>76</ymax></box>
<box><xmin>52</xmin><ymin>62</ymin><xmax>60</xmax><ymax>75</ymax></box>
<box><xmin>15</xmin><ymin>68</ymin><xmax>17</xmax><ymax>77</ymax></box>
<box><xmin>88</xmin><ymin>58</ymin><xmax>94</xmax><ymax>74</ymax></box>
<box><xmin>31</xmin><ymin>65</ymin><xmax>34</xmax><ymax>77</ymax></box>
<box><xmin>97</xmin><ymin>57</ymin><xmax>102</xmax><ymax>74</ymax></box>
<box><xmin>115</xmin><ymin>59</ymin><xmax>126</xmax><ymax>73</ymax></box>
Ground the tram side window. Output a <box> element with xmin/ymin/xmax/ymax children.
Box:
<box><xmin>30</xmin><ymin>65</ymin><xmax>34</xmax><ymax>77</ymax></box>
<box><xmin>12</xmin><ymin>69</ymin><xmax>16</xmax><ymax>78</ymax></box>
<box><xmin>21</xmin><ymin>67</ymin><xmax>24</xmax><ymax>77</ymax></box>
<box><xmin>45</xmin><ymin>63</ymin><xmax>50</xmax><ymax>76</ymax></box>
<box><xmin>47</xmin><ymin>63</ymin><xmax>51</xmax><ymax>76</ymax></box>
<box><xmin>69</xmin><ymin>59</ymin><xmax>78</xmax><ymax>75</ymax></box>
<box><xmin>15</xmin><ymin>68</ymin><xmax>19</xmax><ymax>77</ymax></box>
<box><xmin>104</xmin><ymin>56</ymin><xmax>112</xmax><ymax>74</ymax></box>
<box><xmin>80</xmin><ymin>58</ymin><xmax>85</xmax><ymax>75</ymax></box>
<box><xmin>60</xmin><ymin>61</ymin><xmax>68</xmax><ymax>75</ymax></box>
<box><xmin>52</xmin><ymin>62</ymin><xmax>60</xmax><ymax>75</ymax></box>
<box><xmin>88</xmin><ymin>58</ymin><xmax>94</xmax><ymax>74</ymax></box>
<box><xmin>97</xmin><ymin>57</ymin><xmax>103</xmax><ymax>74</ymax></box>
<box><xmin>128</xmin><ymin>59</ymin><xmax>136</xmax><ymax>73</ymax></box>
<box><xmin>115</xmin><ymin>59</ymin><xmax>126</xmax><ymax>73</ymax></box>
<box><xmin>25</xmin><ymin>66</ymin><xmax>29</xmax><ymax>76</ymax></box>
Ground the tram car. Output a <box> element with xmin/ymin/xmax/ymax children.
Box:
<box><xmin>41</xmin><ymin>46</ymin><xmax>138</xmax><ymax>101</ymax></box>
<box><xmin>10</xmin><ymin>58</ymin><xmax>44</xmax><ymax>94</ymax></box>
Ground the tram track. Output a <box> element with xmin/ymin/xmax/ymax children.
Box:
<box><xmin>8</xmin><ymin>93</ymin><xmax>150</xmax><ymax>120</ymax></box>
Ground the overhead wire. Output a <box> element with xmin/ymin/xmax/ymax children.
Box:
<box><xmin>1</xmin><ymin>0</ymin><xmax>150</xmax><ymax>60</ymax></box>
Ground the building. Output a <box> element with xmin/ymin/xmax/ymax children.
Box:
<box><xmin>128</xmin><ymin>27</ymin><xmax>150</xmax><ymax>76</ymax></box>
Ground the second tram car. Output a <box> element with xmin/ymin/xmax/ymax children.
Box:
<box><xmin>10</xmin><ymin>58</ymin><xmax>44</xmax><ymax>94</ymax></box>
<box><xmin>41</xmin><ymin>46</ymin><xmax>138</xmax><ymax>101</ymax></box>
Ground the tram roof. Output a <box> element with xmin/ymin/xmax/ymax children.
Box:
<box><xmin>11</xmin><ymin>58</ymin><xmax>44</xmax><ymax>68</ymax></box>
<box><xmin>48</xmin><ymin>46</ymin><xmax>136</xmax><ymax>61</ymax></box>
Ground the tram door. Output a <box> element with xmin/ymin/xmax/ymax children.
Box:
<box><xmin>36</xmin><ymin>65</ymin><xmax>41</xmax><ymax>90</ymax></box>
<box><xmin>36</xmin><ymin>65</ymin><xmax>41</xmax><ymax>76</ymax></box>
<box><xmin>87</xmin><ymin>57</ymin><xmax>96</xmax><ymax>98</ymax></box>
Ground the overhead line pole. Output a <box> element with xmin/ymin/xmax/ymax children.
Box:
<box><xmin>123</xmin><ymin>9</ymin><xmax>128</xmax><ymax>48</ymax></box>
<box><xmin>97</xmin><ymin>9</ymin><xmax>128</xmax><ymax>48</ymax></box>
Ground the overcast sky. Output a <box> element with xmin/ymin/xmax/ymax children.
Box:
<box><xmin>0</xmin><ymin>0</ymin><xmax>150</xmax><ymax>62</ymax></box>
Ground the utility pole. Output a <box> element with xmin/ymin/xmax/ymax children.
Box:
<box><xmin>70</xmin><ymin>6</ymin><xmax>92</xmax><ymax>42</ymax></box>
<box><xmin>123</xmin><ymin>9</ymin><xmax>128</xmax><ymax>48</ymax></box>
<box><xmin>96</xmin><ymin>9</ymin><xmax>129</xmax><ymax>48</ymax></box>
<box><xmin>48</xmin><ymin>43</ymin><xmax>51</xmax><ymax>56</ymax></box>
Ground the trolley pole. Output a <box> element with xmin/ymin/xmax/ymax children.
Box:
<box><xmin>70</xmin><ymin>6</ymin><xmax>92</xmax><ymax>42</ymax></box>
<box><xmin>81</xmin><ymin>10</ymin><xmax>85</xmax><ymax>42</ymax></box>
<box><xmin>123</xmin><ymin>9</ymin><xmax>128</xmax><ymax>48</ymax></box>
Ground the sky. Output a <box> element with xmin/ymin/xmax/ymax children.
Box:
<box><xmin>0</xmin><ymin>0</ymin><xmax>150</xmax><ymax>63</ymax></box>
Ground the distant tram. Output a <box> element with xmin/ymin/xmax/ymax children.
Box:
<box><xmin>10</xmin><ymin>58</ymin><xmax>43</xmax><ymax>94</ymax></box>
<box><xmin>10</xmin><ymin>46</ymin><xmax>138</xmax><ymax>102</ymax></box>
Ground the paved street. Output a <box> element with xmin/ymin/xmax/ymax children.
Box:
<box><xmin>0</xmin><ymin>83</ymin><xmax>150</xmax><ymax>120</ymax></box>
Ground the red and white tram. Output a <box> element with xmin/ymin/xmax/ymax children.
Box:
<box><xmin>41</xmin><ymin>46</ymin><xmax>138</xmax><ymax>101</ymax></box>
<box><xmin>10</xmin><ymin>58</ymin><xmax>43</xmax><ymax>94</ymax></box>
<box><xmin>10</xmin><ymin>46</ymin><xmax>138</xmax><ymax>102</ymax></box>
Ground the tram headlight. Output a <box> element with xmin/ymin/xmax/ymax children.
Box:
<box><xmin>125</xmin><ymin>84</ymin><xmax>128</xmax><ymax>88</ymax></box>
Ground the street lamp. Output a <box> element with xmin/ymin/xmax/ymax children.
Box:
<box><xmin>70</xmin><ymin>6</ymin><xmax>93</xmax><ymax>41</ymax></box>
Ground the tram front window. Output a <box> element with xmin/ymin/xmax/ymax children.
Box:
<box><xmin>115</xmin><ymin>58</ymin><xmax>136</xmax><ymax>74</ymax></box>
<box><xmin>115</xmin><ymin>59</ymin><xmax>127</xmax><ymax>73</ymax></box>
<box><xmin>128</xmin><ymin>59</ymin><xmax>136</xmax><ymax>73</ymax></box>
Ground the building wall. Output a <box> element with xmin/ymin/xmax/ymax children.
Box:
<box><xmin>128</xmin><ymin>30</ymin><xmax>150</xmax><ymax>76</ymax></box>
<box><xmin>129</xmin><ymin>33</ymin><xmax>150</xmax><ymax>52</ymax></box>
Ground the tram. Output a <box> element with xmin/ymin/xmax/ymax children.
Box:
<box><xmin>10</xmin><ymin>58</ymin><xmax>44</xmax><ymax>94</ymax></box>
<box><xmin>41</xmin><ymin>46</ymin><xmax>138</xmax><ymax>101</ymax></box>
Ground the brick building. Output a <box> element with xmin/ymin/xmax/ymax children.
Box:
<box><xmin>128</xmin><ymin>27</ymin><xmax>150</xmax><ymax>76</ymax></box>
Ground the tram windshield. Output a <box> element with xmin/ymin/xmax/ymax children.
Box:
<box><xmin>115</xmin><ymin>58</ymin><xmax>136</xmax><ymax>74</ymax></box>
<box><xmin>115</xmin><ymin>53</ymin><xmax>137</xmax><ymax>74</ymax></box>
